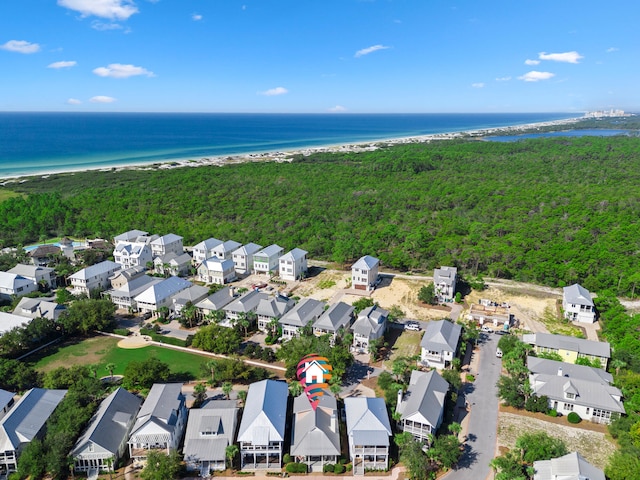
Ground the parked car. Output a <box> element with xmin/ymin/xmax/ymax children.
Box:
<box><xmin>496</xmin><ymin>347</ymin><xmax>503</xmax><ymax>358</ymax></box>
<box><xmin>481</xmin><ymin>325</ymin><xmax>493</xmax><ymax>333</ymax></box>
<box><xmin>405</xmin><ymin>322</ymin><xmax>421</xmax><ymax>331</ymax></box>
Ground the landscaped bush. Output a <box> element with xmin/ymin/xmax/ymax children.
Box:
<box><xmin>323</xmin><ymin>464</ymin><xmax>334</xmax><ymax>473</ymax></box>
<box><xmin>333</xmin><ymin>464</ymin><xmax>345</xmax><ymax>474</ymax></box>
<box><xmin>283</xmin><ymin>454</ymin><xmax>292</xmax><ymax>464</ymax></box>
<box><xmin>567</xmin><ymin>412</ymin><xmax>582</xmax><ymax>424</ymax></box>
<box><xmin>345</xmin><ymin>464</ymin><xmax>352</xmax><ymax>472</ymax></box>
<box><xmin>113</xmin><ymin>328</ymin><xmax>130</xmax><ymax>336</ymax></box>
<box><xmin>548</xmin><ymin>409</ymin><xmax>558</xmax><ymax>417</ymax></box>
<box><xmin>285</xmin><ymin>462</ymin><xmax>307</xmax><ymax>474</ymax></box>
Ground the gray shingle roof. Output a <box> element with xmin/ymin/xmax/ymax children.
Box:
<box><xmin>352</xmin><ymin>305</ymin><xmax>388</xmax><ymax>337</ymax></box>
<box><xmin>523</xmin><ymin>333</ymin><xmax>610</xmax><ymax>358</ymax></box>
<box><xmin>151</xmin><ymin>233</ymin><xmax>183</xmax><ymax>246</ymax></box>
<box><xmin>13</xmin><ymin>297</ymin><xmax>66</xmax><ymax>321</ymax></box>
<box><xmin>107</xmin><ymin>275</ymin><xmax>162</xmax><ymax>297</ymax></box>
<box><xmin>291</xmin><ymin>393</ymin><xmax>340</xmax><ymax>457</ymax></box>
<box><xmin>69</xmin><ymin>261</ymin><xmax>121</xmax><ymax>280</ymax></box>
<box><xmin>213</xmin><ymin>240</ymin><xmax>242</xmax><ymax>256</ymax></box>
<box><xmin>433</xmin><ymin>266</ymin><xmax>457</xmax><ymax>286</ymax></box>
<box><xmin>255</xmin><ymin>244</ymin><xmax>284</xmax><ymax>258</ymax></box>
<box><xmin>352</xmin><ymin>255</ymin><xmax>379</xmax><ymax>270</ymax></box>
<box><xmin>396</xmin><ymin>370</ymin><xmax>449</xmax><ymax>428</ymax></box>
<box><xmin>7</xmin><ymin>264</ymin><xmax>54</xmax><ymax>279</ymax></box>
<box><xmin>224</xmin><ymin>290</ymin><xmax>267</xmax><ymax>314</ymax></box>
<box><xmin>171</xmin><ymin>285</ymin><xmax>210</xmax><ymax>305</ymax></box>
<box><xmin>195</xmin><ymin>287</ymin><xmax>236</xmax><ymax>312</ymax></box>
<box><xmin>72</xmin><ymin>388</ymin><xmax>142</xmax><ymax>457</ymax></box>
<box><xmin>280</xmin><ymin>248</ymin><xmax>307</xmax><ymax>262</ymax></box>
<box><xmin>420</xmin><ymin>320</ymin><xmax>462</xmax><ymax>353</ymax></box>
<box><xmin>237</xmin><ymin>380</ymin><xmax>288</xmax><ymax>444</ymax></box>
<box><xmin>314</xmin><ymin>302</ymin><xmax>354</xmax><ymax>332</ymax></box>
<box><xmin>279</xmin><ymin>298</ymin><xmax>326</xmax><ymax>328</ymax></box>
<box><xmin>232</xmin><ymin>243</ymin><xmax>263</xmax><ymax>256</ymax></box>
<box><xmin>255</xmin><ymin>295</ymin><xmax>295</xmax><ymax>319</ymax></box>
<box><xmin>114</xmin><ymin>230</ymin><xmax>149</xmax><ymax>243</ymax></box>
<box><xmin>0</xmin><ymin>388</ymin><xmax>67</xmax><ymax>452</ymax></box>
<box><xmin>527</xmin><ymin>356</ymin><xmax>612</xmax><ymax>384</ymax></box>
<box><xmin>344</xmin><ymin>397</ymin><xmax>391</xmax><ymax>447</ymax></box>
<box><xmin>184</xmin><ymin>400</ymin><xmax>238</xmax><ymax>465</ymax></box>
<box><xmin>533</xmin><ymin>451</ymin><xmax>605</xmax><ymax>480</ymax></box>
<box><xmin>130</xmin><ymin>384</ymin><xmax>185</xmax><ymax>437</ymax></box>
<box><xmin>563</xmin><ymin>283</ymin><xmax>594</xmax><ymax>307</ymax></box>
<box><xmin>193</xmin><ymin>238</ymin><xmax>223</xmax><ymax>252</ymax></box>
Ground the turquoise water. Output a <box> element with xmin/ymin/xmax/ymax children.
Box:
<box><xmin>0</xmin><ymin>112</ymin><xmax>576</xmax><ymax>178</ymax></box>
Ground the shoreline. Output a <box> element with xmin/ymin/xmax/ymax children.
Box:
<box><xmin>0</xmin><ymin>116</ymin><xmax>583</xmax><ymax>184</ymax></box>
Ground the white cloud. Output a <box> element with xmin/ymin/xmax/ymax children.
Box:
<box><xmin>538</xmin><ymin>51</ymin><xmax>584</xmax><ymax>64</ymax></box>
<box><xmin>354</xmin><ymin>44</ymin><xmax>390</xmax><ymax>58</ymax></box>
<box><xmin>66</xmin><ymin>98</ymin><xmax>82</xmax><ymax>105</ymax></box>
<box><xmin>525</xmin><ymin>59</ymin><xmax>540</xmax><ymax>65</ymax></box>
<box><xmin>495</xmin><ymin>76</ymin><xmax>511</xmax><ymax>82</ymax></box>
<box><xmin>93</xmin><ymin>63</ymin><xmax>155</xmax><ymax>78</ymax></box>
<box><xmin>518</xmin><ymin>71</ymin><xmax>555</xmax><ymax>82</ymax></box>
<box><xmin>606</xmin><ymin>47</ymin><xmax>619</xmax><ymax>53</ymax></box>
<box><xmin>48</xmin><ymin>60</ymin><xmax>77</xmax><ymax>69</ymax></box>
<box><xmin>0</xmin><ymin>40</ymin><xmax>40</xmax><ymax>54</ymax></box>
<box><xmin>328</xmin><ymin>105</ymin><xmax>347</xmax><ymax>112</ymax></box>
<box><xmin>90</xmin><ymin>95</ymin><xmax>116</xmax><ymax>103</ymax></box>
<box><xmin>259</xmin><ymin>87</ymin><xmax>288</xmax><ymax>96</ymax></box>
<box><xmin>58</xmin><ymin>0</ymin><xmax>138</xmax><ymax>20</ymax></box>
<box><xmin>471</xmin><ymin>83</ymin><xmax>485</xmax><ymax>88</ymax></box>
<box><xmin>91</xmin><ymin>21</ymin><xmax>124</xmax><ymax>30</ymax></box>
<box><xmin>192</xmin><ymin>13</ymin><xmax>202</xmax><ymax>21</ymax></box>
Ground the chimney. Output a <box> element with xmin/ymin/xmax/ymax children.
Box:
<box><xmin>397</xmin><ymin>389</ymin><xmax>403</xmax><ymax>407</ymax></box>
<box><xmin>229</xmin><ymin>286</ymin><xmax>235</xmax><ymax>297</ymax></box>
<box><xmin>330</xmin><ymin>412</ymin><xmax>337</xmax><ymax>431</ymax></box>
<box><xmin>557</xmin><ymin>367</ymin><xmax>563</xmax><ymax>377</ymax></box>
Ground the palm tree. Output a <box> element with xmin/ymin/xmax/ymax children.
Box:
<box><xmin>105</xmin><ymin>363</ymin><xmax>116</xmax><ymax>380</ymax></box>
<box><xmin>205</xmin><ymin>359</ymin><xmax>217</xmax><ymax>384</ymax></box>
<box><xmin>225</xmin><ymin>444</ymin><xmax>239</xmax><ymax>470</ymax></box>
<box><xmin>448</xmin><ymin>422</ymin><xmax>462</xmax><ymax>436</ymax></box>
<box><xmin>157</xmin><ymin>305</ymin><xmax>170</xmax><ymax>321</ymax></box>
<box><xmin>235</xmin><ymin>313</ymin><xmax>251</xmax><ymax>337</ymax></box>
<box><xmin>193</xmin><ymin>383</ymin><xmax>207</xmax><ymax>406</ymax></box>
<box><xmin>237</xmin><ymin>389</ymin><xmax>247</xmax><ymax>406</ymax></box>
<box><xmin>289</xmin><ymin>381</ymin><xmax>303</xmax><ymax>397</ymax></box>
<box><xmin>267</xmin><ymin>317</ymin><xmax>280</xmax><ymax>338</ymax></box>
<box><xmin>222</xmin><ymin>381</ymin><xmax>233</xmax><ymax>399</ymax></box>
<box><xmin>181</xmin><ymin>302</ymin><xmax>198</xmax><ymax>328</ymax></box>
<box><xmin>611</xmin><ymin>358</ymin><xmax>627</xmax><ymax>376</ymax></box>
<box><xmin>329</xmin><ymin>380</ymin><xmax>342</xmax><ymax>399</ymax></box>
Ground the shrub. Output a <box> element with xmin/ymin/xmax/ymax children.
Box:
<box><xmin>285</xmin><ymin>462</ymin><xmax>307</xmax><ymax>474</ymax></box>
<box><xmin>283</xmin><ymin>453</ymin><xmax>292</xmax><ymax>464</ymax></box>
<box><xmin>567</xmin><ymin>412</ymin><xmax>581</xmax><ymax>424</ymax></box>
<box><xmin>548</xmin><ymin>409</ymin><xmax>558</xmax><ymax>417</ymax></box>
<box><xmin>323</xmin><ymin>464</ymin><xmax>334</xmax><ymax>473</ymax></box>
<box><xmin>345</xmin><ymin>464</ymin><xmax>352</xmax><ymax>472</ymax></box>
<box><xmin>334</xmin><ymin>464</ymin><xmax>345</xmax><ymax>474</ymax></box>
<box><xmin>113</xmin><ymin>328</ymin><xmax>130</xmax><ymax>336</ymax></box>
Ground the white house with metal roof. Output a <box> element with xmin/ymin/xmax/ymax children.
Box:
<box><xmin>433</xmin><ymin>266</ymin><xmax>457</xmax><ymax>302</ymax></box>
<box><xmin>113</xmin><ymin>241</ymin><xmax>153</xmax><ymax>269</ymax></box>
<box><xmin>522</xmin><ymin>332</ymin><xmax>610</xmax><ymax>369</ymax></box>
<box><xmin>154</xmin><ymin>252</ymin><xmax>192</xmax><ymax>277</ymax></box>
<box><xmin>0</xmin><ymin>312</ymin><xmax>30</xmax><ymax>336</ymax></box>
<box><xmin>105</xmin><ymin>275</ymin><xmax>163</xmax><ymax>310</ymax></box>
<box><xmin>192</xmin><ymin>238</ymin><xmax>223</xmax><ymax>265</ymax></box>
<box><xmin>291</xmin><ymin>392</ymin><xmax>340</xmax><ymax>472</ymax></box>
<box><xmin>0</xmin><ymin>272</ymin><xmax>38</xmax><ymax>301</ymax></box>
<box><xmin>313</xmin><ymin>301</ymin><xmax>355</xmax><ymax>343</ymax></box>
<box><xmin>72</xmin><ymin>387</ymin><xmax>142</xmax><ymax>474</ymax></box>
<box><xmin>396</xmin><ymin>370</ymin><xmax>449</xmax><ymax>444</ymax></box>
<box><xmin>69</xmin><ymin>260</ymin><xmax>121</xmax><ymax>295</ymax></box>
<box><xmin>253</xmin><ymin>245</ymin><xmax>284</xmax><ymax>275</ymax></box>
<box><xmin>211</xmin><ymin>240</ymin><xmax>242</xmax><ymax>261</ymax></box>
<box><xmin>351</xmin><ymin>255</ymin><xmax>380</xmax><ymax>292</ymax></box>
<box><xmin>419</xmin><ymin>319</ymin><xmax>462</xmax><ymax>369</ymax></box>
<box><xmin>344</xmin><ymin>397</ymin><xmax>392</xmax><ymax>475</ymax></box>
<box><xmin>527</xmin><ymin>356</ymin><xmax>624</xmax><ymax>424</ymax></box>
<box><xmin>128</xmin><ymin>383</ymin><xmax>187</xmax><ymax>464</ymax></box>
<box><xmin>278</xmin><ymin>248</ymin><xmax>308</xmax><ymax>281</ymax></box>
<box><xmin>533</xmin><ymin>451</ymin><xmax>605</xmax><ymax>480</ymax></box>
<box><xmin>0</xmin><ymin>388</ymin><xmax>67</xmax><ymax>473</ymax></box>
<box><xmin>134</xmin><ymin>277</ymin><xmax>192</xmax><ymax>315</ymax></box>
<box><xmin>351</xmin><ymin>305</ymin><xmax>388</xmax><ymax>353</ymax></box>
<box><xmin>198</xmin><ymin>257</ymin><xmax>237</xmax><ymax>285</ymax></box>
<box><xmin>238</xmin><ymin>379</ymin><xmax>288</xmax><ymax>470</ymax></box>
<box><xmin>279</xmin><ymin>298</ymin><xmax>326</xmax><ymax>340</ymax></box>
<box><xmin>184</xmin><ymin>399</ymin><xmax>239</xmax><ymax>474</ymax></box>
<box><xmin>113</xmin><ymin>230</ymin><xmax>149</xmax><ymax>244</ymax></box>
<box><xmin>232</xmin><ymin>243</ymin><xmax>263</xmax><ymax>274</ymax></box>
<box><xmin>7</xmin><ymin>264</ymin><xmax>57</xmax><ymax>289</ymax></box>
<box><xmin>13</xmin><ymin>297</ymin><xmax>66</xmax><ymax>321</ymax></box>
<box><xmin>562</xmin><ymin>283</ymin><xmax>596</xmax><ymax>323</ymax></box>
<box><xmin>150</xmin><ymin>234</ymin><xmax>184</xmax><ymax>258</ymax></box>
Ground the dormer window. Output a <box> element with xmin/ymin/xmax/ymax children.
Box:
<box><xmin>565</xmin><ymin>392</ymin><xmax>575</xmax><ymax>400</ymax></box>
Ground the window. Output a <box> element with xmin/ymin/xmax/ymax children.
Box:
<box><xmin>565</xmin><ymin>392</ymin><xmax>575</xmax><ymax>400</ymax></box>
<box><xmin>593</xmin><ymin>409</ymin><xmax>611</xmax><ymax>420</ymax></box>
<box><xmin>564</xmin><ymin>403</ymin><xmax>574</xmax><ymax>411</ymax></box>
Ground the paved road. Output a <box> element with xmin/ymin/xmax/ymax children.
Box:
<box><xmin>445</xmin><ymin>332</ymin><xmax>502</xmax><ymax>480</ymax></box>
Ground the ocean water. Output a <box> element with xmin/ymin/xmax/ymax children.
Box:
<box><xmin>0</xmin><ymin>112</ymin><xmax>575</xmax><ymax>178</ymax></box>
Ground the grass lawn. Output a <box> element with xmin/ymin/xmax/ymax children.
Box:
<box><xmin>0</xmin><ymin>190</ymin><xmax>23</xmax><ymax>203</ymax></box>
<box><xmin>31</xmin><ymin>336</ymin><xmax>212</xmax><ymax>381</ymax></box>
<box><xmin>538</xmin><ymin>305</ymin><xmax>584</xmax><ymax>337</ymax></box>
<box><xmin>382</xmin><ymin>328</ymin><xmax>423</xmax><ymax>370</ymax></box>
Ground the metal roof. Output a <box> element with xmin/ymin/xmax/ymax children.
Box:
<box><xmin>232</xmin><ymin>243</ymin><xmax>263</xmax><ymax>256</ymax></box>
<box><xmin>563</xmin><ymin>283</ymin><xmax>594</xmax><ymax>307</ymax></box>
<box><xmin>193</xmin><ymin>238</ymin><xmax>223</xmax><ymax>252</ymax></box>
<box><xmin>352</xmin><ymin>255</ymin><xmax>379</xmax><ymax>270</ymax></box>
<box><xmin>279</xmin><ymin>248</ymin><xmax>308</xmax><ymax>262</ymax></box>
<box><xmin>200</xmin><ymin>257</ymin><xmax>235</xmax><ymax>272</ymax></box>
<box><xmin>213</xmin><ymin>240</ymin><xmax>242</xmax><ymax>255</ymax></box>
<box><xmin>184</xmin><ymin>400</ymin><xmax>238</xmax><ymax>464</ymax></box>
<box><xmin>150</xmin><ymin>233</ymin><xmax>183</xmax><ymax>246</ymax></box>
<box><xmin>314</xmin><ymin>301</ymin><xmax>354</xmax><ymax>332</ymax></box>
<box><xmin>255</xmin><ymin>296</ymin><xmax>295</xmax><ymax>319</ymax></box>
<box><xmin>195</xmin><ymin>287</ymin><xmax>236</xmax><ymax>311</ymax></box>
<box><xmin>0</xmin><ymin>390</ymin><xmax>14</xmax><ymax>412</ymax></box>
<box><xmin>106</xmin><ymin>274</ymin><xmax>162</xmax><ymax>297</ymax></box>
<box><xmin>134</xmin><ymin>277</ymin><xmax>192</xmax><ymax>305</ymax></box>
<box><xmin>420</xmin><ymin>320</ymin><xmax>462</xmax><ymax>353</ymax></box>
<box><xmin>255</xmin><ymin>244</ymin><xmax>284</xmax><ymax>258</ymax></box>
<box><xmin>279</xmin><ymin>298</ymin><xmax>326</xmax><ymax>327</ymax></box>
<box><xmin>0</xmin><ymin>312</ymin><xmax>30</xmax><ymax>335</ymax></box>
<box><xmin>69</xmin><ymin>260</ymin><xmax>121</xmax><ymax>280</ymax></box>
<box><xmin>114</xmin><ymin>230</ymin><xmax>149</xmax><ymax>243</ymax></box>
<box><xmin>224</xmin><ymin>290</ymin><xmax>267</xmax><ymax>314</ymax></box>
<box><xmin>7</xmin><ymin>264</ymin><xmax>54</xmax><ymax>279</ymax></box>
<box><xmin>237</xmin><ymin>380</ymin><xmax>288</xmax><ymax>443</ymax></box>
<box><xmin>533</xmin><ymin>451</ymin><xmax>605</xmax><ymax>480</ymax></box>
<box><xmin>13</xmin><ymin>298</ymin><xmax>66</xmax><ymax>321</ymax></box>
<box><xmin>396</xmin><ymin>370</ymin><xmax>449</xmax><ymax>428</ymax></box>
<box><xmin>523</xmin><ymin>333</ymin><xmax>610</xmax><ymax>358</ymax></box>
<box><xmin>433</xmin><ymin>266</ymin><xmax>457</xmax><ymax>286</ymax></box>
<box><xmin>344</xmin><ymin>397</ymin><xmax>391</xmax><ymax>447</ymax></box>
<box><xmin>291</xmin><ymin>393</ymin><xmax>340</xmax><ymax>457</ymax></box>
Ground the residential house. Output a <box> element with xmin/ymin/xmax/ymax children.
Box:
<box><xmin>113</xmin><ymin>230</ymin><xmax>149</xmax><ymax>244</ymax></box>
<box><xmin>527</xmin><ymin>356</ymin><xmax>624</xmax><ymax>424</ymax></box>
<box><xmin>153</xmin><ymin>252</ymin><xmax>192</xmax><ymax>277</ymax></box>
<box><xmin>71</xmin><ymin>388</ymin><xmax>142</xmax><ymax>474</ymax></box>
<box><xmin>0</xmin><ymin>272</ymin><xmax>38</xmax><ymax>301</ymax></box>
<box><xmin>197</xmin><ymin>258</ymin><xmax>237</xmax><ymax>285</ymax></box>
<box><xmin>533</xmin><ymin>451</ymin><xmax>605</xmax><ymax>480</ymax></box>
<box><xmin>419</xmin><ymin>319</ymin><xmax>462</xmax><ymax>369</ymax></box>
<box><xmin>222</xmin><ymin>290</ymin><xmax>267</xmax><ymax>328</ymax></box>
<box><xmin>279</xmin><ymin>298</ymin><xmax>326</xmax><ymax>341</ymax></box>
<box><xmin>396</xmin><ymin>370</ymin><xmax>449</xmax><ymax>444</ymax></box>
<box><xmin>150</xmin><ymin>234</ymin><xmax>184</xmax><ymax>258</ymax></box>
<box><xmin>183</xmin><ymin>400</ymin><xmax>239</xmax><ymax>474</ymax></box>
<box><xmin>69</xmin><ymin>260</ymin><xmax>121</xmax><ymax>295</ymax></box>
<box><xmin>351</xmin><ymin>305</ymin><xmax>388</xmax><ymax>353</ymax></box>
<box><xmin>344</xmin><ymin>397</ymin><xmax>392</xmax><ymax>475</ymax></box>
<box><xmin>562</xmin><ymin>283</ymin><xmax>596</xmax><ymax>323</ymax></box>
<box><xmin>192</xmin><ymin>238</ymin><xmax>223</xmax><ymax>265</ymax></box>
<box><xmin>13</xmin><ymin>297</ymin><xmax>66</xmax><ymax>321</ymax></box>
<box><xmin>433</xmin><ymin>266</ymin><xmax>457</xmax><ymax>302</ymax></box>
<box><xmin>0</xmin><ymin>312</ymin><xmax>30</xmax><ymax>336</ymax></box>
<box><xmin>7</xmin><ymin>264</ymin><xmax>57</xmax><ymax>289</ymax></box>
<box><xmin>134</xmin><ymin>277</ymin><xmax>192</xmax><ymax>315</ymax></box>
<box><xmin>0</xmin><ymin>388</ymin><xmax>67</xmax><ymax>473</ymax></box>
<box><xmin>104</xmin><ymin>275</ymin><xmax>163</xmax><ymax>310</ymax></box>
<box><xmin>195</xmin><ymin>287</ymin><xmax>236</xmax><ymax>322</ymax></box>
<box><xmin>278</xmin><ymin>248</ymin><xmax>308</xmax><ymax>281</ymax></box>
<box><xmin>171</xmin><ymin>285</ymin><xmax>209</xmax><ymax>316</ymax></box>
<box><xmin>238</xmin><ymin>380</ymin><xmax>288</xmax><ymax>470</ymax></box>
<box><xmin>113</xmin><ymin>241</ymin><xmax>153</xmax><ymax>269</ymax></box>
<box><xmin>253</xmin><ymin>245</ymin><xmax>284</xmax><ymax>275</ymax></box>
<box><xmin>128</xmin><ymin>383</ymin><xmax>187</xmax><ymax>464</ymax></box>
<box><xmin>0</xmin><ymin>390</ymin><xmax>14</xmax><ymax>421</ymax></box>
<box><xmin>109</xmin><ymin>266</ymin><xmax>147</xmax><ymax>290</ymax></box>
<box><xmin>290</xmin><ymin>392</ymin><xmax>340</xmax><ymax>472</ymax></box>
<box><xmin>255</xmin><ymin>295</ymin><xmax>295</xmax><ymax>332</ymax></box>
<box><xmin>313</xmin><ymin>302</ymin><xmax>354</xmax><ymax>342</ymax></box>
<box><xmin>27</xmin><ymin>244</ymin><xmax>61</xmax><ymax>266</ymax></box>
<box><xmin>351</xmin><ymin>255</ymin><xmax>380</xmax><ymax>292</ymax></box>
<box><xmin>211</xmin><ymin>240</ymin><xmax>242</xmax><ymax>261</ymax></box>
<box><xmin>522</xmin><ymin>332</ymin><xmax>610</xmax><ymax>369</ymax></box>
<box><xmin>232</xmin><ymin>243</ymin><xmax>263</xmax><ymax>274</ymax></box>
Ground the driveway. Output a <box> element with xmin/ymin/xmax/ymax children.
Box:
<box><xmin>445</xmin><ymin>332</ymin><xmax>502</xmax><ymax>480</ymax></box>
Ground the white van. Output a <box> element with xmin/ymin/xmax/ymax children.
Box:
<box><xmin>496</xmin><ymin>347</ymin><xmax>503</xmax><ymax>358</ymax></box>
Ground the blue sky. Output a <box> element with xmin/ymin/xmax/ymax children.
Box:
<box><xmin>1</xmin><ymin>0</ymin><xmax>638</xmax><ymax>113</ymax></box>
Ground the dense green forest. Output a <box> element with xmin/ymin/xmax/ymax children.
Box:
<box><xmin>2</xmin><ymin>135</ymin><xmax>640</xmax><ymax>295</ymax></box>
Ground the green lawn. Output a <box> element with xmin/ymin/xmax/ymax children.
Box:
<box><xmin>382</xmin><ymin>328</ymin><xmax>423</xmax><ymax>370</ymax></box>
<box><xmin>31</xmin><ymin>336</ymin><xmax>212</xmax><ymax>381</ymax></box>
